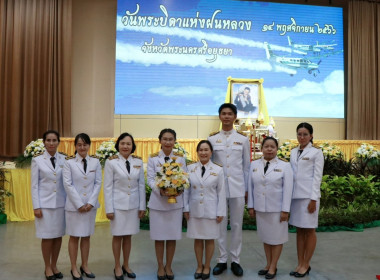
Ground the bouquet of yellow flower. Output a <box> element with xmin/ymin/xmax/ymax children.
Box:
<box><xmin>155</xmin><ymin>157</ymin><xmax>190</xmax><ymax>204</ymax></box>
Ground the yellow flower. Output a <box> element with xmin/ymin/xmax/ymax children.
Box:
<box><xmin>166</xmin><ymin>170</ymin><xmax>173</xmax><ymax>176</ymax></box>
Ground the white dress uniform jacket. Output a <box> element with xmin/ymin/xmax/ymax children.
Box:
<box><xmin>63</xmin><ymin>154</ymin><xmax>102</xmax><ymax>211</ymax></box>
<box><xmin>184</xmin><ymin>161</ymin><xmax>226</xmax><ymax>219</ymax></box>
<box><xmin>147</xmin><ymin>150</ymin><xmax>187</xmax><ymax>211</ymax></box>
<box><xmin>208</xmin><ymin>129</ymin><xmax>250</xmax><ymax>198</ymax></box>
<box><xmin>248</xmin><ymin>157</ymin><xmax>293</xmax><ymax>212</ymax></box>
<box><xmin>31</xmin><ymin>151</ymin><xmax>66</xmax><ymax>209</ymax></box>
<box><xmin>290</xmin><ymin>142</ymin><xmax>324</xmax><ymax>201</ymax></box>
<box><xmin>103</xmin><ymin>154</ymin><xmax>146</xmax><ymax>214</ymax></box>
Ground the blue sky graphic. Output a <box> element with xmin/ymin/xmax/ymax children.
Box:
<box><xmin>115</xmin><ymin>0</ymin><xmax>344</xmax><ymax>117</ymax></box>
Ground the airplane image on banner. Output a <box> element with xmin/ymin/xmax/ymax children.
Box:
<box><xmin>287</xmin><ymin>36</ymin><xmax>338</xmax><ymax>55</ymax></box>
<box><xmin>264</xmin><ymin>42</ymin><xmax>321</xmax><ymax>77</ymax></box>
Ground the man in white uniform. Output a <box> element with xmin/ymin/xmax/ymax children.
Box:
<box><xmin>208</xmin><ymin>103</ymin><xmax>250</xmax><ymax>277</ymax></box>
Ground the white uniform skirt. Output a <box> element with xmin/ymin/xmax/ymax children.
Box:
<box><xmin>110</xmin><ymin>208</ymin><xmax>139</xmax><ymax>236</ymax></box>
<box><xmin>256</xmin><ymin>211</ymin><xmax>288</xmax><ymax>245</ymax></box>
<box><xmin>186</xmin><ymin>217</ymin><xmax>220</xmax><ymax>240</ymax></box>
<box><xmin>65</xmin><ymin>208</ymin><xmax>97</xmax><ymax>237</ymax></box>
<box><xmin>149</xmin><ymin>209</ymin><xmax>183</xmax><ymax>240</ymax></box>
<box><xmin>35</xmin><ymin>207</ymin><xmax>65</xmax><ymax>239</ymax></box>
<box><xmin>289</xmin><ymin>198</ymin><xmax>320</xmax><ymax>228</ymax></box>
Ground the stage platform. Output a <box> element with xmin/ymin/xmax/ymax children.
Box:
<box><xmin>0</xmin><ymin>221</ymin><xmax>379</xmax><ymax>280</ymax></box>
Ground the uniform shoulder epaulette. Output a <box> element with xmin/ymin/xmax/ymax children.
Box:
<box><xmin>58</xmin><ymin>151</ymin><xmax>67</xmax><ymax>156</ymax></box>
<box><xmin>65</xmin><ymin>155</ymin><xmax>75</xmax><ymax>160</ymax></box>
<box><xmin>212</xmin><ymin>161</ymin><xmax>223</xmax><ymax>167</ymax></box>
<box><xmin>313</xmin><ymin>144</ymin><xmax>322</xmax><ymax>149</ymax></box>
<box><xmin>237</xmin><ymin>131</ymin><xmax>247</xmax><ymax>137</ymax></box>
<box><xmin>90</xmin><ymin>155</ymin><xmax>99</xmax><ymax>159</ymax></box>
<box><xmin>173</xmin><ymin>151</ymin><xmax>184</xmax><ymax>157</ymax></box>
<box><xmin>149</xmin><ymin>152</ymin><xmax>159</xmax><ymax>158</ymax></box>
<box><xmin>108</xmin><ymin>155</ymin><xmax>119</xmax><ymax>160</ymax></box>
<box><xmin>131</xmin><ymin>155</ymin><xmax>142</xmax><ymax>160</ymax></box>
<box><xmin>33</xmin><ymin>151</ymin><xmax>44</xmax><ymax>157</ymax></box>
<box><xmin>186</xmin><ymin>160</ymin><xmax>197</xmax><ymax>165</ymax></box>
<box><xmin>209</xmin><ymin>131</ymin><xmax>220</xmax><ymax>137</ymax></box>
<box><xmin>278</xmin><ymin>158</ymin><xmax>289</xmax><ymax>162</ymax></box>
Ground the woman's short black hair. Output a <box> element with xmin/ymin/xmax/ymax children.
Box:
<box><xmin>196</xmin><ymin>140</ymin><xmax>213</xmax><ymax>152</ymax></box>
<box><xmin>158</xmin><ymin>128</ymin><xmax>177</xmax><ymax>141</ymax></box>
<box><xmin>43</xmin><ymin>130</ymin><xmax>60</xmax><ymax>143</ymax></box>
<box><xmin>115</xmin><ymin>132</ymin><xmax>136</xmax><ymax>153</ymax></box>
<box><xmin>218</xmin><ymin>103</ymin><xmax>237</xmax><ymax>115</ymax></box>
<box><xmin>261</xmin><ymin>136</ymin><xmax>278</xmax><ymax>148</ymax></box>
<box><xmin>74</xmin><ymin>133</ymin><xmax>91</xmax><ymax>146</ymax></box>
<box><xmin>296</xmin><ymin>122</ymin><xmax>314</xmax><ymax>143</ymax></box>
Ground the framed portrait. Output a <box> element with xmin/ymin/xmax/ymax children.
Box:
<box><xmin>232</xmin><ymin>83</ymin><xmax>259</xmax><ymax>119</ymax></box>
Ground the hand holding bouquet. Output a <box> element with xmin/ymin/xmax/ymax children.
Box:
<box><xmin>155</xmin><ymin>157</ymin><xmax>190</xmax><ymax>203</ymax></box>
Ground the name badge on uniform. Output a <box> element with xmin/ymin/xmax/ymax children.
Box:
<box><xmin>302</xmin><ymin>157</ymin><xmax>310</xmax><ymax>160</ymax></box>
<box><xmin>274</xmin><ymin>169</ymin><xmax>282</xmax><ymax>172</ymax></box>
<box><xmin>216</xmin><ymin>139</ymin><xmax>222</xmax><ymax>143</ymax></box>
<box><xmin>210</xmin><ymin>172</ymin><xmax>217</xmax><ymax>176</ymax></box>
<box><xmin>233</xmin><ymin>142</ymin><xmax>242</xmax><ymax>145</ymax></box>
<box><xmin>252</xmin><ymin>168</ymin><xmax>257</xmax><ymax>172</ymax></box>
<box><xmin>133</xmin><ymin>165</ymin><xmax>141</xmax><ymax>168</ymax></box>
<box><xmin>59</xmin><ymin>165</ymin><xmax>64</xmax><ymax>168</ymax></box>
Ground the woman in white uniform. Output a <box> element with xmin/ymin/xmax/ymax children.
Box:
<box><xmin>184</xmin><ymin>140</ymin><xmax>226</xmax><ymax>280</ymax></box>
<box><xmin>289</xmin><ymin>123</ymin><xmax>324</xmax><ymax>278</ymax></box>
<box><xmin>104</xmin><ymin>132</ymin><xmax>146</xmax><ymax>280</ymax></box>
<box><xmin>31</xmin><ymin>130</ymin><xmax>66</xmax><ymax>280</ymax></box>
<box><xmin>63</xmin><ymin>133</ymin><xmax>102</xmax><ymax>280</ymax></box>
<box><xmin>248</xmin><ymin>137</ymin><xmax>293</xmax><ymax>279</ymax></box>
<box><xmin>147</xmin><ymin>128</ymin><xmax>187</xmax><ymax>280</ymax></box>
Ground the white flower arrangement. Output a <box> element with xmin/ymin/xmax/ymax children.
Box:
<box><xmin>173</xmin><ymin>142</ymin><xmax>188</xmax><ymax>159</ymax></box>
<box><xmin>355</xmin><ymin>143</ymin><xmax>380</xmax><ymax>159</ymax></box>
<box><xmin>319</xmin><ymin>142</ymin><xmax>344</xmax><ymax>159</ymax></box>
<box><xmin>23</xmin><ymin>139</ymin><xmax>45</xmax><ymax>157</ymax></box>
<box><xmin>95</xmin><ymin>140</ymin><xmax>118</xmax><ymax>167</ymax></box>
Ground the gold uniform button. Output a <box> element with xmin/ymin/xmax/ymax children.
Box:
<box><xmin>200</xmin><ymin>201</ymin><xmax>203</xmax><ymax>204</ymax></box>
<box><xmin>227</xmin><ymin>175</ymin><xmax>230</xmax><ymax>178</ymax></box>
<box><xmin>54</xmin><ymin>173</ymin><xmax>56</xmax><ymax>176</ymax></box>
<box><xmin>227</xmin><ymin>145</ymin><xmax>230</xmax><ymax>148</ymax></box>
<box><xmin>84</xmin><ymin>176</ymin><xmax>87</xmax><ymax>179</ymax></box>
<box><xmin>128</xmin><ymin>193</ymin><xmax>131</xmax><ymax>196</ymax></box>
<box><xmin>83</xmin><ymin>193</ymin><xmax>87</xmax><ymax>196</ymax></box>
<box><xmin>227</xmin><ymin>155</ymin><xmax>230</xmax><ymax>158</ymax></box>
<box><xmin>128</xmin><ymin>186</ymin><xmax>131</xmax><ymax>188</ymax></box>
<box><xmin>53</xmin><ymin>181</ymin><xmax>56</xmax><ymax>183</ymax></box>
<box><xmin>54</xmin><ymin>190</ymin><xmax>57</xmax><ymax>192</ymax></box>
<box><xmin>200</xmin><ymin>193</ymin><xmax>203</xmax><ymax>196</ymax></box>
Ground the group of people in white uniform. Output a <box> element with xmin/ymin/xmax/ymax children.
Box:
<box><xmin>31</xmin><ymin>103</ymin><xmax>324</xmax><ymax>280</ymax></box>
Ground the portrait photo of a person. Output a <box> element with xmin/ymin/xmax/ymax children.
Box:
<box><xmin>232</xmin><ymin>84</ymin><xmax>258</xmax><ymax>119</ymax></box>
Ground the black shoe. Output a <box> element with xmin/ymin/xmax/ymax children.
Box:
<box><xmin>114</xmin><ymin>269</ymin><xmax>124</xmax><ymax>280</ymax></box>
<box><xmin>194</xmin><ymin>271</ymin><xmax>202</xmax><ymax>279</ymax></box>
<box><xmin>294</xmin><ymin>266</ymin><xmax>311</xmax><ymax>278</ymax></box>
<box><xmin>71</xmin><ymin>270</ymin><xmax>83</xmax><ymax>280</ymax></box>
<box><xmin>258</xmin><ymin>269</ymin><xmax>269</xmax><ymax>275</ymax></box>
<box><xmin>290</xmin><ymin>270</ymin><xmax>297</xmax><ymax>276</ymax></box>
<box><xmin>265</xmin><ymin>269</ymin><xmax>277</xmax><ymax>279</ymax></box>
<box><xmin>166</xmin><ymin>273</ymin><xmax>174</xmax><ymax>280</ymax></box>
<box><xmin>212</xmin><ymin>263</ymin><xmax>227</xmax><ymax>275</ymax></box>
<box><xmin>201</xmin><ymin>272</ymin><xmax>210</xmax><ymax>280</ymax></box>
<box><xmin>231</xmin><ymin>262</ymin><xmax>243</xmax><ymax>277</ymax></box>
<box><xmin>157</xmin><ymin>273</ymin><xmax>166</xmax><ymax>280</ymax></box>
<box><xmin>121</xmin><ymin>266</ymin><xmax>136</xmax><ymax>278</ymax></box>
<box><xmin>80</xmin><ymin>266</ymin><xmax>96</xmax><ymax>278</ymax></box>
<box><xmin>54</xmin><ymin>272</ymin><xmax>63</xmax><ymax>279</ymax></box>
<box><xmin>45</xmin><ymin>272</ymin><xmax>56</xmax><ymax>280</ymax></box>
